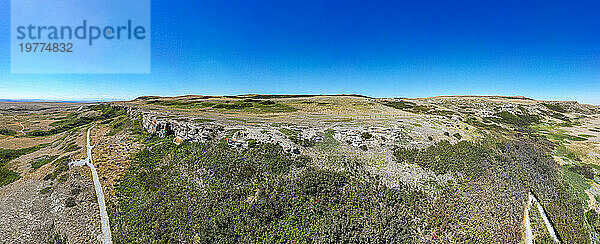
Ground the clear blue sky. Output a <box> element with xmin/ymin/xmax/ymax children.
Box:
<box><xmin>1</xmin><ymin>0</ymin><xmax>599</xmax><ymax>104</ymax></box>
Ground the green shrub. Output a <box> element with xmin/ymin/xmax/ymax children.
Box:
<box><xmin>61</xmin><ymin>142</ymin><xmax>81</xmax><ymax>152</ymax></box>
<box><xmin>0</xmin><ymin>168</ymin><xmax>21</xmax><ymax>187</ymax></box>
<box><xmin>47</xmin><ymin>232</ymin><xmax>68</xmax><ymax>244</ymax></box>
<box><xmin>0</xmin><ymin>143</ymin><xmax>49</xmax><ymax>187</ymax></box>
<box><xmin>0</xmin><ymin>128</ymin><xmax>17</xmax><ymax>136</ymax></box>
<box><xmin>40</xmin><ymin>186</ymin><xmax>53</xmax><ymax>194</ymax></box>
<box><xmin>548</xmin><ymin>112</ymin><xmax>570</xmax><ymax>122</ymax></box>
<box><xmin>57</xmin><ymin>174</ymin><xmax>68</xmax><ymax>183</ymax></box>
<box><xmin>493</xmin><ymin>111</ymin><xmax>540</xmax><ymax>127</ymax></box>
<box><xmin>31</xmin><ymin>155</ymin><xmax>59</xmax><ymax>170</ymax></box>
<box><xmin>279</xmin><ymin>128</ymin><xmax>315</xmax><ymax>147</ymax></box>
<box><xmin>316</xmin><ymin>129</ymin><xmax>340</xmax><ymax>151</ymax></box>
<box><xmin>382</xmin><ymin>101</ymin><xmax>416</xmax><ymax>109</ymax></box>
<box><xmin>258</xmin><ymin>100</ymin><xmax>275</xmax><ymax>105</ymax></box>
<box><xmin>382</xmin><ymin>101</ymin><xmax>455</xmax><ymax>117</ymax></box>
<box><xmin>545</xmin><ymin>132</ymin><xmax>587</xmax><ymax>142</ymax></box>
<box><xmin>65</xmin><ymin>197</ymin><xmax>76</xmax><ymax>207</ymax></box>
<box><xmin>70</xmin><ymin>187</ymin><xmax>82</xmax><ymax>196</ymax></box>
<box><xmin>453</xmin><ymin>133</ymin><xmax>462</xmax><ymax>140</ymax></box>
<box><xmin>246</xmin><ymin>139</ymin><xmax>258</xmax><ymax>148</ymax></box>
<box><xmin>361</xmin><ymin>132</ymin><xmax>373</xmax><ymax>140</ymax></box>
<box><xmin>394</xmin><ymin>140</ymin><xmax>490</xmax><ymax>177</ymax></box>
<box><xmin>43</xmin><ymin>173</ymin><xmax>56</xmax><ymax>181</ymax></box>
<box><xmin>586</xmin><ymin>209</ymin><xmax>598</xmax><ymax>226</ymax></box>
<box><xmin>0</xmin><ymin>143</ymin><xmax>49</xmax><ymax>167</ymax></box>
<box><xmin>213</xmin><ymin>102</ymin><xmax>253</xmax><ymax>109</ymax></box>
<box><xmin>562</xmin><ymin>165</ymin><xmax>591</xmax><ymax>204</ymax></box>
<box><xmin>44</xmin><ymin>157</ymin><xmax>70</xmax><ymax>181</ymax></box>
<box><xmin>569</xmin><ymin>165</ymin><xmax>595</xmax><ymax>179</ymax></box>
<box><xmin>279</xmin><ymin>128</ymin><xmax>301</xmax><ymax>137</ymax></box>
<box><xmin>542</xmin><ymin>103</ymin><xmax>566</xmax><ymax>113</ymax></box>
<box><xmin>300</xmin><ymin>169</ymin><xmax>348</xmax><ymax>197</ymax></box>
<box><xmin>107</xmin><ymin>115</ymin><xmax>132</xmax><ymax>136</ymax></box>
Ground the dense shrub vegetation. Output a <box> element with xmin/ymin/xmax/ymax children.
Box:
<box><xmin>46</xmin><ymin>224</ymin><xmax>68</xmax><ymax>244</ymax></box>
<box><xmin>382</xmin><ymin>101</ymin><xmax>455</xmax><ymax>117</ymax></box>
<box><xmin>107</xmin><ymin>115</ymin><xmax>133</xmax><ymax>136</ymax></box>
<box><xmin>111</xmin><ymin>135</ymin><xmax>590</xmax><ymax>243</ymax></box>
<box><xmin>0</xmin><ymin>128</ymin><xmax>17</xmax><ymax>136</ymax></box>
<box><xmin>586</xmin><ymin>210</ymin><xmax>600</xmax><ymax>233</ymax></box>
<box><xmin>453</xmin><ymin>133</ymin><xmax>462</xmax><ymax>140</ymax></box>
<box><xmin>31</xmin><ymin>155</ymin><xmax>59</xmax><ymax>170</ymax></box>
<box><xmin>569</xmin><ymin>164</ymin><xmax>595</xmax><ymax>179</ymax></box>
<box><xmin>315</xmin><ymin>129</ymin><xmax>340</xmax><ymax>151</ymax></box>
<box><xmin>43</xmin><ymin>157</ymin><xmax>70</xmax><ymax>181</ymax></box>
<box><xmin>279</xmin><ymin>128</ymin><xmax>315</xmax><ymax>147</ymax></box>
<box><xmin>547</xmin><ymin>111</ymin><xmax>571</xmax><ymax>122</ymax></box>
<box><xmin>59</xmin><ymin>141</ymin><xmax>81</xmax><ymax>153</ymax></box>
<box><xmin>0</xmin><ymin>168</ymin><xmax>20</xmax><ymax>187</ymax></box>
<box><xmin>0</xmin><ymin>143</ymin><xmax>48</xmax><ymax>187</ymax></box>
<box><xmin>109</xmin><ymin>128</ymin><xmax>430</xmax><ymax>243</ymax></box>
<box><xmin>542</xmin><ymin>103</ymin><xmax>567</xmax><ymax>113</ymax></box>
<box><xmin>395</xmin><ymin>140</ymin><xmax>490</xmax><ymax>177</ymax></box>
<box><xmin>29</xmin><ymin>105</ymin><xmax>125</xmax><ymax>136</ymax></box>
<box><xmin>493</xmin><ymin>111</ymin><xmax>540</xmax><ymax>128</ymax></box>
<box><xmin>394</xmin><ymin>138</ymin><xmax>589</xmax><ymax>243</ymax></box>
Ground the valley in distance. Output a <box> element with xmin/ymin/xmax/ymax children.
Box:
<box><xmin>1</xmin><ymin>94</ymin><xmax>599</xmax><ymax>243</ymax></box>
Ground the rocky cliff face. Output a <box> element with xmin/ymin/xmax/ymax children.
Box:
<box><xmin>113</xmin><ymin>104</ymin><xmax>433</xmax><ymax>155</ymax></box>
<box><xmin>123</xmin><ymin>105</ymin><xmax>221</xmax><ymax>143</ymax></box>
<box><xmin>122</xmin><ymin>105</ymin><xmax>310</xmax><ymax>154</ymax></box>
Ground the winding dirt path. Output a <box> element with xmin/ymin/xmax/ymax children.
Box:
<box><xmin>13</xmin><ymin>116</ymin><xmax>26</xmax><ymax>135</ymax></box>
<box><xmin>18</xmin><ymin>122</ymin><xmax>25</xmax><ymax>135</ymax></box>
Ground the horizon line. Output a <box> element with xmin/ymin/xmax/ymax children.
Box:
<box><xmin>2</xmin><ymin>94</ymin><xmax>597</xmax><ymax>106</ymax></box>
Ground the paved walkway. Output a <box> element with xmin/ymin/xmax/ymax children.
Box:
<box><xmin>72</xmin><ymin>125</ymin><xmax>112</xmax><ymax>244</ymax></box>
